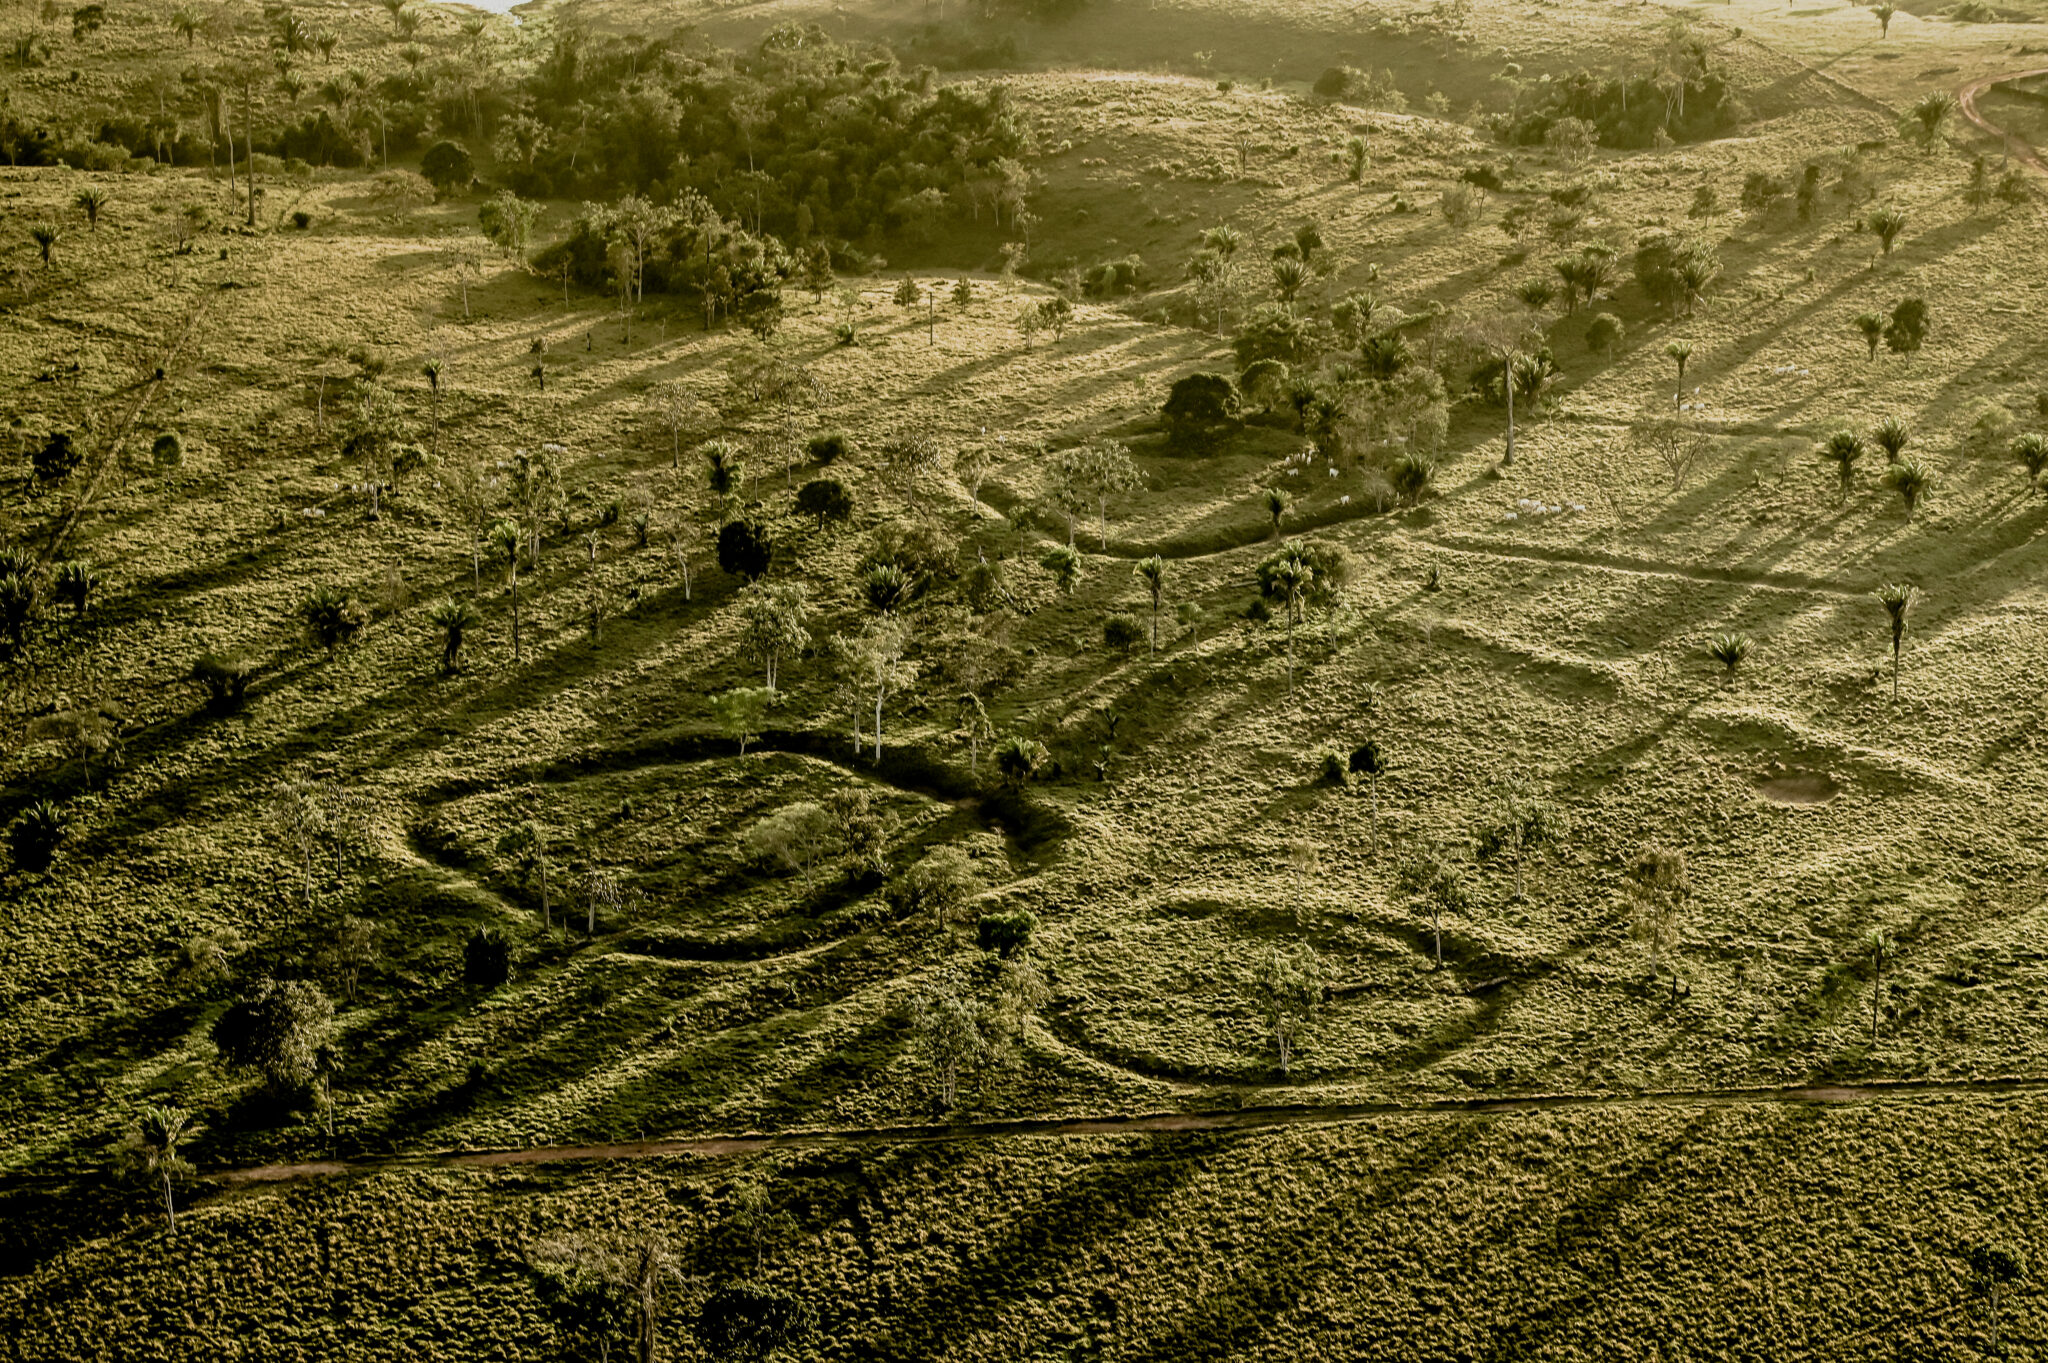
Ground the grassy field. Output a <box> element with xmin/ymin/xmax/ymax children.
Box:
<box><xmin>5</xmin><ymin>0</ymin><xmax>2048</xmax><ymax>1353</ymax></box>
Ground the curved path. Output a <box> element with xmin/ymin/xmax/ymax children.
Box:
<box><xmin>1957</xmin><ymin>66</ymin><xmax>2048</xmax><ymax>176</ymax></box>
<box><xmin>209</xmin><ymin>1073</ymin><xmax>2048</xmax><ymax>1188</ymax></box>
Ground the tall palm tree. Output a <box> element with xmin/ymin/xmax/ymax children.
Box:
<box><xmin>1819</xmin><ymin>430</ymin><xmax>1864</xmax><ymax>504</ymax></box>
<box><xmin>1268</xmin><ymin>555</ymin><xmax>1314</xmax><ymax>691</ymax></box>
<box><xmin>1261</xmin><ymin>486</ymin><xmax>1293</xmax><ymax>539</ymax></box>
<box><xmin>490</xmin><ymin>519</ymin><xmax>523</xmax><ymax>663</ymax></box>
<box><xmin>428</xmin><ymin>597</ymin><xmax>479</xmax><ymax>673</ymax></box>
<box><xmin>420</xmin><ymin>358</ymin><xmax>443</xmax><ymax>457</ymax></box>
<box><xmin>125</xmin><ymin>1105</ymin><xmax>193</xmax><ymax>1236</ymax></box>
<box><xmin>1134</xmin><ymin>555</ymin><xmax>1168</xmax><ymax>656</ymax></box>
<box><xmin>1874</xmin><ymin>582</ymin><xmax>1917</xmax><ymax>700</ymax></box>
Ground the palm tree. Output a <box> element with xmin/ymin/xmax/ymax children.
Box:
<box><xmin>428</xmin><ymin>598</ymin><xmax>479</xmax><ymax>673</ymax></box>
<box><xmin>1870</xmin><ymin>416</ymin><xmax>1909</xmax><ymax>461</ymax></box>
<box><xmin>1819</xmin><ymin>430</ymin><xmax>1864</xmax><ymax>503</ymax></box>
<box><xmin>1874</xmin><ymin>582</ymin><xmax>1917</xmax><ymax>700</ymax></box>
<box><xmin>30</xmin><ymin>222</ymin><xmax>61</xmax><ymax>266</ymax></box>
<box><xmin>490</xmin><ymin>519</ymin><xmax>523</xmax><ymax>662</ymax></box>
<box><xmin>1881</xmin><ymin>458</ymin><xmax>1930</xmax><ymax>520</ymax></box>
<box><xmin>1867</xmin><ymin>204</ymin><xmax>1907</xmax><ymax>257</ymax></box>
<box><xmin>1271</xmin><ymin>257</ymin><xmax>1308</xmax><ymax>310</ymax></box>
<box><xmin>1515</xmin><ymin>278</ymin><xmax>1554</xmax><ymax>312</ymax></box>
<box><xmin>1854</xmin><ymin>312</ymin><xmax>1884</xmax><ymax>360</ymax></box>
<box><xmin>702</xmin><ymin>439</ymin><xmax>743</xmax><ymax>502</ymax></box>
<box><xmin>74</xmin><ymin>187</ymin><xmax>107</xmax><ymax>230</ymax></box>
<box><xmin>171</xmin><ymin>5</ymin><xmax>202</xmax><ymax>45</ymax></box>
<box><xmin>1664</xmin><ymin>340</ymin><xmax>1692</xmax><ymax>381</ymax></box>
<box><xmin>420</xmin><ymin>358</ymin><xmax>443</xmax><ymax>457</ymax></box>
<box><xmin>1135</xmin><ymin>555</ymin><xmax>1168</xmax><ymax>655</ymax></box>
<box><xmin>2013</xmin><ymin>433</ymin><xmax>2048</xmax><ymax>490</ymax></box>
<box><xmin>1267</xmin><ymin>554</ymin><xmax>1314</xmax><ymax>691</ymax></box>
<box><xmin>1866</xmin><ymin>929</ymin><xmax>1893</xmax><ymax>1044</ymax></box>
<box><xmin>1708</xmin><ymin>630</ymin><xmax>1752</xmax><ymax>675</ymax></box>
<box><xmin>1907</xmin><ymin>92</ymin><xmax>1954</xmax><ymax>150</ymax></box>
<box><xmin>1875</xmin><ymin>1</ymin><xmax>1896</xmax><ymax>36</ymax></box>
<box><xmin>1261</xmin><ymin>486</ymin><xmax>1293</xmax><ymax>539</ymax></box>
<box><xmin>124</xmin><ymin>1105</ymin><xmax>193</xmax><ymax>1236</ymax></box>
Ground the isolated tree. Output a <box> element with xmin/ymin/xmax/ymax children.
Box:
<box><xmin>579</xmin><ymin>865</ymin><xmax>623</xmax><ymax>936</ymax></box>
<box><xmin>419</xmin><ymin>358</ymin><xmax>445</xmax><ymax>456</ymax></box>
<box><xmin>1467</xmin><ymin>311</ymin><xmax>1542</xmax><ymax>466</ymax></box>
<box><xmin>1881</xmin><ymin>458</ymin><xmax>1930</xmax><ymax>520</ymax></box>
<box><xmin>1260</xmin><ymin>550</ymin><xmax>1314</xmax><ymax>691</ymax></box>
<box><xmin>30</xmin><ymin>221</ymin><xmax>61</xmax><ymax>266</ymax></box>
<box><xmin>718</xmin><ymin>519</ymin><xmax>775</xmax><ymax>582</ymax></box>
<box><xmin>1255</xmin><ymin>942</ymin><xmax>1321</xmax><ymax>1078</ymax></box>
<box><xmin>52</xmin><ymin>560</ymin><xmax>99</xmax><ymax>617</ymax></box>
<box><xmin>1585</xmin><ymin>311</ymin><xmax>1625</xmax><ymax>358</ymax></box>
<box><xmin>1905</xmin><ymin>92</ymin><xmax>1954</xmax><ymax>151</ymax></box>
<box><xmin>1635</xmin><ymin>416</ymin><xmax>1711</xmax><ymax>493</ymax></box>
<box><xmin>1134</xmin><ymin>555</ymin><xmax>1169</xmax><ymax>655</ymax></box>
<box><xmin>1161</xmin><ymin>372</ymin><xmax>1242</xmax><ymax>446</ymax></box>
<box><xmin>1400</xmin><ymin>852</ymin><xmax>1470</xmax><ymax>966</ymax></box>
<box><xmin>211</xmin><ymin>977</ymin><xmax>334</xmax><ymax>1092</ymax></box>
<box><xmin>2012</xmin><ymin>432</ymin><xmax>2048</xmax><ymax>489</ymax></box>
<box><xmin>745</xmin><ymin>803</ymin><xmax>835</xmax><ymax>887</ymax></box>
<box><xmin>1474</xmin><ymin>780</ymin><xmax>1559</xmax><ymax>901</ymax></box>
<box><xmin>428</xmin><ymin>597</ymin><xmax>480</xmax><ymax>673</ymax></box>
<box><xmin>497</xmin><ymin>820</ymin><xmax>553</xmax><ymax>929</ymax></box>
<box><xmin>489</xmin><ymin>519</ymin><xmax>524</xmax><ymax>663</ymax></box>
<box><xmin>1261</xmin><ymin>486</ymin><xmax>1294</xmax><ymax>539</ymax></box>
<box><xmin>1037</xmin><ymin>294</ymin><xmax>1073</xmax><ymax>342</ymax></box>
<box><xmin>954</xmin><ymin>693</ymin><xmax>997</xmax><ymax>772</ymax></box>
<box><xmin>1963</xmin><ymin>1243</ymin><xmax>2026</xmax><ymax>1349</ymax></box>
<box><xmin>711</xmin><ymin>686</ymin><xmax>773</xmax><ymax>757</ymax></box>
<box><xmin>1874</xmin><ymin>2</ymin><xmax>1896</xmax><ymax>37</ymax></box>
<box><xmin>1819</xmin><ymin>430</ymin><xmax>1865</xmax><ymax>504</ymax></box>
<box><xmin>1350</xmin><ymin>740</ymin><xmax>1387</xmax><ymax>850</ymax></box>
<box><xmin>116</xmin><ymin>1105</ymin><xmax>194</xmax><ymax>1236</ymax></box>
<box><xmin>269</xmin><ymin>778</ymin><xmax>329</xmax><ymax>919</ymax></box>
<box><xmin>1626</xmin><ymin>845</ymin><xmax>1689</xmax><ymax>975</ymax></box>
<box><xmin>1664</xmin><ymin>340</ymin><xmax>1692</xmax><ymax>381</ymax></box>
<box><xmin>891</xmin><ymin>845</ymin><xmax>983</xmax><ymax>927</ymax></box>
<box><xmin>911</xmin><ymin>980</ymin><xmax>986</xmax><ymax>1109</ymax></box>
<box><xmin>1082</xmin><ymin>440</ymin><xmax>1143</xmax><ymax>549</ymax></box>
<box><xmin>1853</xmin><ymin>312</ymin><xmax>1884</xmax><ymax>360</ymax></box>
<box><xmin>74</xmin><ymin>186</ymin><xmax>107</xmax><ymax>230</ymax></box>
<box><xmin>1867</xmin><ymin>204</ymin><xmax>1907</xmax><ymax>257</ymax></box>
<box><xmin>1874</xmin><ymin>582</ymin><xmax>1917</xmax><ymax>700</ymax></box>
<box><xmin>1708</xmin><ymin>630</ymin><xmax>1753</xmax><ymax>675</ymax></box>
<box><xmin>1864</xmin><ymin>928</ymin><xmax>1894</xmax><ymax>1045</ymax></box>
<box><xmin>191</xmin><ymin>653</ymin><xmax>257</xmax><ymax>712</ymax></box>
<box><xmin>738</xmin><ymin>581</ymin><xmax>809</xmax><ymax>692</ymax></box>
<box><xmin>322</xmin><ymin>916</ymin><xmax>379</xmax><ymax>1004</ymax></box>
<box><xmin>1871</xmin><ymin>416</ymin><xmax>1909</xmax><ymax>462</ymax></box>
<box><xmin>838</xmin><ymin>620</ymin><xmax>917</xmax><ymax>761</ymax></box>
<box><xmin>1885</xmin><ymin>297</ymin><xmax>1929</xmax><ymax>355</ymax></box>
<box><xmin>795</xmin><ymin>477</ymin><xmax>853</xmax><ymax>532</ymax></box>
<box><xmin>1039</xmin><ymin>544</ymin><xmax>1081</xmax><ymax>595</ymax></box>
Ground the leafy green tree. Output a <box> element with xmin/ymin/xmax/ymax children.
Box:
<box><xmin>717</xmin><ymin>519</ymin><xmax>774</xmax><ymax>582</ymax></box>
<box><xmin>1399</xmin><ymin>851</ymin><xmax>1470</xmax><ymax>966</ymax></box>
<box><xmin>1134</xmin><ymin>555</ymin><xmax>1169</xmax><ymax>655</ymax></box>
<box><xmin>1039</xmin><ymin>544</ymin><xmax>1081</xmax><ymax>595</ymax></box>
<box><xmin>1036</xmin><ymin>293</ymin><xmax>1073</xmax><ymax>341</ymax></box>
<box><xmin>1881</xmin><ymin>457</ymin><xmax>1930</xmax><ymax>520</ymax></box>
<box><xmin>1874</xmin><ymin>582</ymin><xmax>1917</xmax><ymax>700</ymax></box>
<box><xmin>1474</xmin><ymin>780</ymin><xmax>1560</xmax><ymax>900</ymax></box>
<box><xmin>837</xmin><ymin>620</ymin><xmax>916</xmax><ymax>762</ymax></box>
<box><xmin>210</xmin><ymin>978</ymin><xmax>335</xmax><ymax>1092</ymax></box>
<box><xmin>496</xmin><ymin>820</ymin><xmax>554</xmax><ymax>929</ymax></box>
<box><xmin>1963</xmin><ymin>1243</ymin><xmax>2025</xmax><ymax>1348</ymax></box>
<box><xmin>1255</xmin><ymin>942</ymin><xmax>1321</xmax><ymax>1078</ymax></box>
<box><xmin>910</xmin><ymin>979</ymin><xmax>987</xmax><ymax>1109</ymax></box>
<box><xmin>1884</xmin><ymin>297</ymin><xmax>1929</xmax><ymax>355</ymax></box>
<box><xmin>1585</xmin><ymin>311</ymin><xmax>1625</xmax><ymax>358</ymax></box>
<box><xmin>420</xmin><ymin>139</ymin><xmax>474</xmax><ymax>195</ymax></box>
<box><xmin>744</xmin><ymin>802</ymin><xmax>835</xmax><ymax>886</ymax></box>
<box><xmin>795</xmin><ymin>477</ymin><xmax>853</xmax><ymax>532</ymax></box>
<box><xmin>1161</xmin><ymin>372</ymin><xmax>1242</xmax><ymax>446</ymax></box>
<box><xmin>115</xmin><ymin>1105</ymin><xmax>194</xmax><ymax>1236</ymax></box>
<box><xmin>890</xmin><ymin>845</ymin><xmax>983</xmax><ymax>927</ymax></box>
<box><xmin>1819</xmin><ymin>430</ymin><xmax>1865</xmax><ymax>504</ymax></box>
<box><xmin>711</xmin><ymin>686</ymin><xmax>773</xmax><ymax>756</ymax></box>
<box><xmin>738</xmin><ymin>580</ymin><xmax>809</xmax><ymax>691</ymax></box>
<box><xmin>428</xmin><ymin>598</ymin><xmax>480</xmax><ymax>673</ymax></box>
<box><xmin>1626</xmin><ymin>845</ymin><xmax>1689</xmax><ymax>975</ymax></box>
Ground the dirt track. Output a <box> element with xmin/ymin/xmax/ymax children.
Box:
<box><xmin>207</xmin><ymin>1073</ymin><xmax>2048</xmax><ymax>1187</ymax></box>
<box><xmin>1956</xmin><ymin>66</ymin><xmax>2048</xmax><ymax>176</ymax></box>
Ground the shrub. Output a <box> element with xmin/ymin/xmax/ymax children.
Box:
<box><xmin>420</xmin><ymin>140</ymin><xmax>474</xmax><ymax>195</ymax></box>
<box><xmin>1318</xmin><ymin>750</ymin><xmax>1351</xmax><ymax>786</ymax></box>
<box><xmin>33</xmin><ymin>431</ymin><xmax>81</xmax><ymax>484</ymax></box>
<box><xmin>1103</xmin><ymin>612</ymin><xmax>1145</xmax><ymax>653</ymax></box>
<box><xmin>209</xmin><ymin>978</ymin><xmax>334</xmax><ymax>1090</ymax></box>
<box><xmin>298</xmin><ymin>584</ymin><xmax>369</xmax><ymax>656</ymax></box>
<box><xmin>795</xmin><ymin>478</ymin><xmax>853</xmax><ymax>531</ymax></box>
<box><xmin>993</xmin><ymin>735</ymin><xmax>1049</xmax><ymax>787</ymax></box>
<box><xmin>977</xmin><ymin>909</ymin><xmax>1038</xmax><ymax>957</ymax></box>
<box><xmin>1161</xmin><ymin>372</ymin><xmax>1242</xmax><ymax>445</ymax></box>
<box><xmin>9</xmin><ymin>799</ymin><xmax>64</xmax><ymax>872</ymax></box>
<box><xmin>888</xmin><ymin>845</ymin><xmax>982</xmax><ymax>924</ymax></box>
<box><xmin>717</xmin><ymin>519</ymin><xmax>775</xmax><ymax>581</ymax></box>
<box><xmin>1389</xmin><ymin>452</ymin><xmax>1436</xmax><ymax>505</ymax></box>
<box><xmin>191</xmin><ymin>653</ymin><xmax>257</xmax><ymax>711</ymax></box>
<box><xmin>463</xmin><ymin>928</ymin><xmax>513</xmax><ymax>988</ymax></box>
<box><xmin>1585</xmin><ymin>311</ymin><xmax>1625</xmax><ymax>356</ymax></box>
<box><xmin>151</xmin><ymin>431</ymin><xmax>184</xmax><ymax>469</ymax></box>
<box><xmin>1708</xmin><ymin>630</ymin><xmax>1752</xmax><ymax>673</ymax></box>
<box><xmin>1884</xmin><ymin>297</ymin><xmax>1929</xmax><ymax>355</ymax></box>
<box><xmin>807</xmin><ymin>432</ymin><xmax>851</xmax><ymax>464</ymax></box>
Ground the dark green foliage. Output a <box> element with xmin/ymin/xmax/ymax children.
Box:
<box><xmin>1318</xmin><ymin>750</ymin><xmax>1350</xmax><ymax>786</ymax></box>
<box><xmin>1884</xmin><ymin>297</ymin><xmax>1929</xmax><ymax>355</ymax></box>
<box><xmin>1083</xmin><ymin>255</ymin><xmax>1146</xmax><ymax>295</ymax></box>
<box><xmin>427</xmin><ymin>598</ymin><xmax>480</xmax><ymax>673</ymax></box>
<box><xmin>420</xmin><ymin>140</ymin><xmax>474</xmax><ymax>195</ymax></box>
<box><xmin>10</xmin><ymin>798</ymin><xmax>64</xmax><ymax>872</ymax></box>
<box><xmin>718</xmin><ymin>520</ymin><xmax>774</xmax><ymax>582</ymax></box>
<box><xmin>0</xmin><ymin>566</ymin><xmax>40</xmax><ymax>657</ymax></box>
<box><xmin>977</xmin><ymin>909</ymin><xmax>1038</xmax><ymax>957</ymax></box>
<box><xmin>795</xmin><ymin>478</ymin><xmax>853</xmax><ymax>531</ymax></box>
<box><xmin>33</xmin><ymin>431</ymin><xmax>81</xmax><ymax>484</ymax></box>
<box><xmin>51</xmin><ymin>560</ymin><xmax>97</xmax><ymax>616</ymax></box>
<box><xmin>1350</xmin><ymin>741</ymin><xmax>1385</xmax><ymax>778</ymax></box>
<box><xmin>1103</xmin><ymin>612</ymin><xmax>1145</xmax><ymax>653</ymax></box>
<box><xmin>1495</xmin><ymin>48</ymin><xmax>1740</xmax><ymax>149</ymax></box>
<box><xmin>463</xmin><ymin>928</ymin><xmax>513</xmax><ymax>988</ymax></box>
<box><xmin>298</xmin><ymin>585</ymin><xmax>369</xmax><ymax>656</ymax></box>
<box><xmin>191</xmin><ymin>653</ymin><xmax>257</xmax><ymax>711</ymax></box>
<box><xmin>210</xmin><ymin>978</ymin><xmax>334</xmax><ymax>1091</ymax></box>
<box><xmin>1161</xmin><ymin>372</ymin><xmax>1242</xmax><ymax>445</ymax></box>
<box><xmin>1232</xmin><ymin>306</ymin><xmax>1327</xmax><ymax>370</ymax></box>
<box><xmin>694</xmin><ymin>1282</ymin><xmax>817</xmax><ymax>1363</ymax></box>
<box><xmin>994</xmin><ymin>735</ymin><xmax>1049</xmax><ymax>787</ymax></box>
<box><xmin>151</xmin><ymin>431</ymin><xmax>184</xmax><ymax>469</ymax></box>
<box><xmin>863</xmin><ymin>563</ymin><xmax>913</xmax><ymax>615</ymax></box>
<box><xmin>1585</xmin><ymin>312</ymin><xmax>1625</xmax><ymax>357</ymax></box>
<box><xmin>1389</xmin><ymin>453</ymin><xmax>1436</xmax><ymax>506</ymax></box>
<box><xmin>807</xmin><ymin>432</ymin><xmax>850</xmax><ymax>465</ymax></box>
